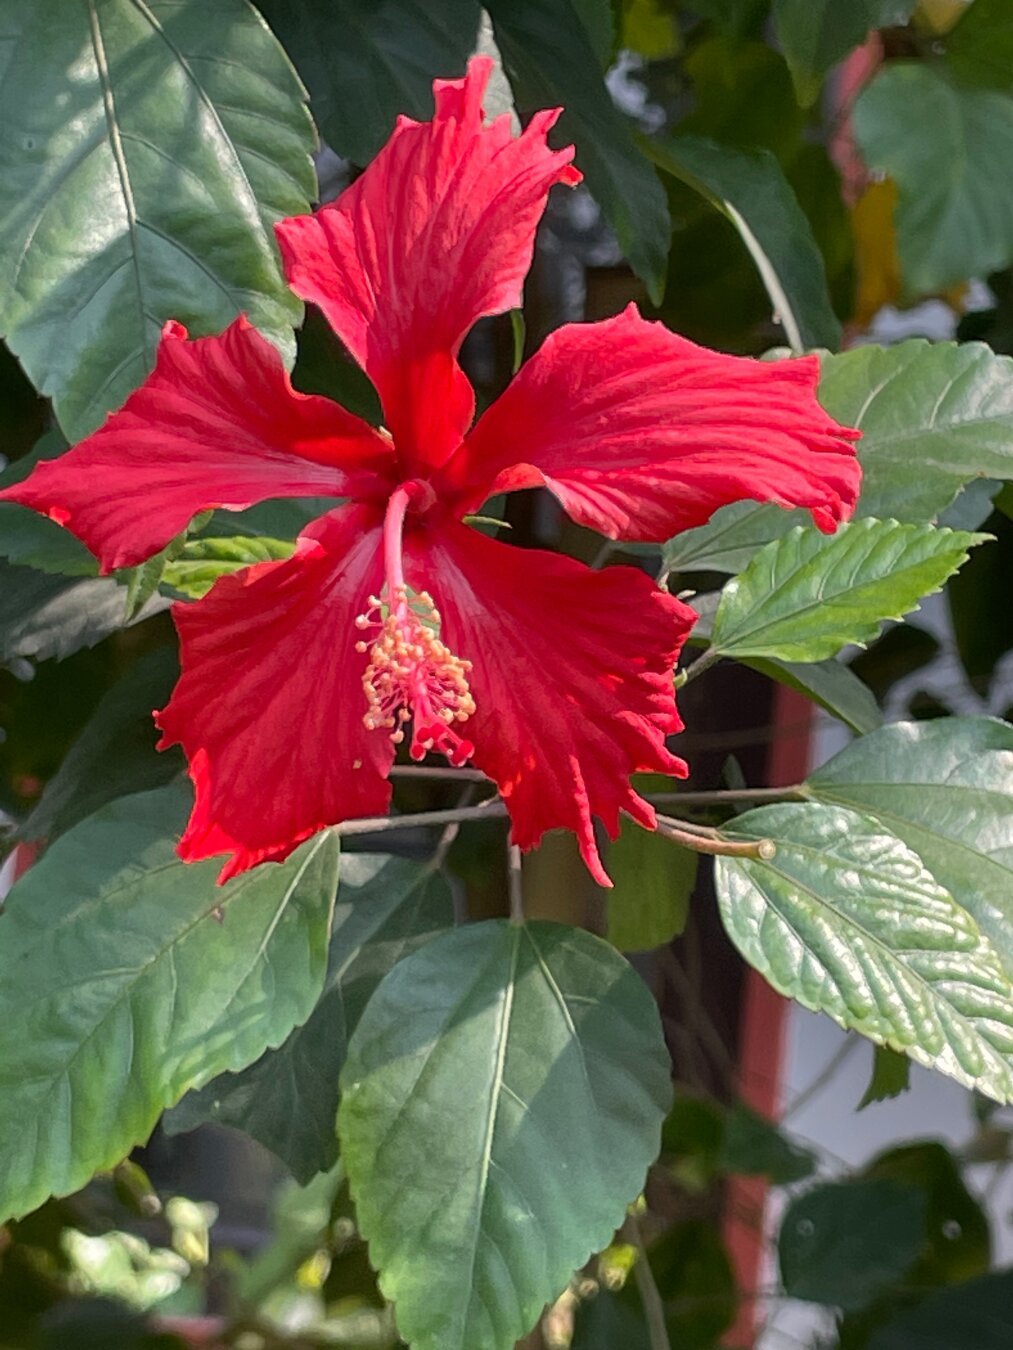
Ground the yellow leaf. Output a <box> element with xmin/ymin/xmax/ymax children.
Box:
<box><xmin>851</xmin><ymin>178</ymin><xmax>901</xmax><ymax>327</ymax></box>
<box><xmin>915</xmin><ymin>0</ymin><xmax>973</xmax><ymax>35</ymax></box>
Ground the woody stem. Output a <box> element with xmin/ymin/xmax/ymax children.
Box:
<box><xmin>656</xmin><ymin>813</ymin><xmax>775</xmax><ymax>860</ymax></box>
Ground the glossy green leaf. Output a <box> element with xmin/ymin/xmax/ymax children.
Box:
<box><xmin>166</xmin><ymin>854</ymin><xmax>454</xmax><ymax>1183</ymax></box>
<box><xmin>822</xmin><ymin>340</ymin><xmax>1013</xmax><ymax>522</ymax></box>
<box><xmin>745</xmin><ymin>655</ymin><xmax>883</xmax><ymax>736</ymax></box>
<box><xmin>487</xmin><ymin>0</ymin><xmax>670</xmax><ymax>303</ymax></box>
<box><xmin>163</xmin><ymin>535</ymin><xmax>296</xmax><ymax>600</ymax></box>
<box><xmin>773</xmin><ymin>0</ymin><xmax>917</xmax><ymax>105</ymax></box>
<box><xmin>0</xmin><ymin>0</ymin><xmax>313</xmax><ymax>439</ymax></box>
<box><xmin>645</xmin><ymin>134</ymin><xmax>841</xmax><ymax>350</ymax></box>
<box><xmin>859</xmin><ymin>1046</ymin><xmax>911</xmax><ymax>1108</ymax></box>
<box><xmin>716</xmin><ymin>803</ymin><xmax>1013</xmax><ymax>1101</ymax></box>
<box><xmin>255</xmin><ymin>0</ymin><xmax>481</xmax><ymax>165</ymax></box>
<box><xmin>779</xmin><ymin>1179</ymin><xmax>927</xmax><ymax>1310</ymax></box>
<box><xmin>0</xmin><ymin>784</ymin><xmax>339</xmax><ymax>1223</ymax></box>
<box><xmin>805</xmin><ymin>717</ymin><xmax>1013</xmax><ymax>981</ymax></box>
<box><xmin>854</xmin><ymin>63</ymin><xmax>1013</xmax><ymax>296</ymax></box>
<box><xmin>0</xmin><ymin>563</ymin><xmax>169</xmax><ymax>664</ymax></box>
<box><xmin>866</xmin><ymin>1269</ymin><xmax>1013</xmax><ymax>1350</ymax></box>
<box><xmin>663</xmin><ymin>500</ymin><xmax>805</xmax><ymax>577</ymax></box>
<box><xmin>339</xmin><ymin>920</ymin><xmax>672</xmax><ymax>1350</ymax></box>
<box><xmin>710</xmin><ymin>519</ymin><xmax>983</xmax><ymax>662</ymax></box>
<box><xmin>606</xmin><ymin>822</ymin><xmax>697</xmax><ymax>952</ymax></box>
<box><xmin>19</xmin><ymin>647</ymin><xmax>181</xmax><ymax>843</ymax></box>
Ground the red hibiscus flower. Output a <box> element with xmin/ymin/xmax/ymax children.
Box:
<box><xmin>1</xmin><ymin>58</ymin><xmax>860</xmax><ymax>886</ymax></box>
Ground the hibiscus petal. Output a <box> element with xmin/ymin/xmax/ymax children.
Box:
<box><xmin>406</xmin><ymin>519</ymin><xmax>693</xmax><ymax>885</ymax></box>
<box><xmin>275</xmin><ymin>55</ymin><xmax>580</xmax><ymax>475</ymax></box>
<box><xmin>0</xmin><ymin>319</ymin><xmax>394</xmax><ymax>572</ymax></box>
<box><xmin>155</xmin><ymin>504</ymin><xmax>393</xmax><ymax>882</ymax></box>
<box><xmin>439</xmin><ymin>304</ymin><xmax>862</xmax><ymax>541</ymax></box>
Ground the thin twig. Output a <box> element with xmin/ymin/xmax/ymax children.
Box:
<box><xmin>334</xmin><ymin>799</ymin><xmax>506</xmax><ymax>836</ymax></box>
<box><xmin>623</xmin><ymin>1213</ymin><xmax>671</xmax><ymax>1350</ymax></box>
<box><xmin>390</xmin><ymin>764</ymin><xmax>803</xmax><ymax>808</ymax></box>
<box><xmin>678</xmin><ymin>646</ymin><xmax>722</xmax><ymax>686</ymax></box>
<box><xmin>508</xmin><ymin>844</ymin><xmax>525</xmax><ymax>924</ymax></box>
<box><xmin>656</xmin><ymin>814</ymin><xmax>776</xmax><ymax>860</ymax></box>
<box><xmin>782</xmin><ymin>1033</ymin><xmax>861</xmax><ymax>1120</ymax></box>
<box><xmin>649</xmin><ymin>785</ymin><xmax>805</xmax><ymax>807</ymax></box>
<box><xmin>429</xmin><ymin>786</ymin><xmax>477</xmax><ymax>871</ymax></box>
<box><xmin>390</xmin><ymin>764</ymin><xmax>488</xmax><ymax>782</ymax></box>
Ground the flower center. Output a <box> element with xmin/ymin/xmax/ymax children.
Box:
<box><xmin>355</xmin><ymin>483</ymin><xmax>476</xmax><ymax>765</ymax></box>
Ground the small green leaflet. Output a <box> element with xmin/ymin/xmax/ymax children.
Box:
<box><xmin>709</xmin><ymin>519</ymin><xmax>985</xmax><ymax>663</ymax></box>
<box><xmin>163</xmin><ymin>535</ymin><xmax>296</xmax><ymax>599</ymax></box>
<box><xmin>715</xmin><ymin>803</ymin><xmax>1013</xmax><ymax>1102</ymax></box>
<box><xmin>859</xmin><ymin>1046</ymin><xmax>911</xmax><ymax>1109</ymax></box>
<box><xmin>339</xmin><ymin>920</ymin><xmax>672</xmax><ymax>1350</ymax></box>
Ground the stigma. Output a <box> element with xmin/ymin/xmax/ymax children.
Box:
<box><xmin>356</xmin><ymin>587</ymin><xmax>475</xmax><ymax>764</ymax></box>
<box><xmin>355</xmin><ymin>481</ymin><xmax>476</xmax><ymax>764</ymax></box>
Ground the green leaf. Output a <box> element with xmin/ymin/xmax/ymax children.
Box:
<box><xmin>19</xmin><ymin>647</ymin><xmax>181</xmax><ymax>843</ymax></box>
<box><xmin>719</xmin><ymin>1104</ymin><xmax>816</xmax><ymax>1183</ymax></box>
<box><xmin>0</xmin><ymin>431</ymin><xmax>93</xmax><ymax>577</ymax></box>
<box><xmin>744</xmin><ymin>655</ymin><xmax>883</xmax><ymax>736</ymax></box>
<box><xmin>663</xmin><ymin>500</ymin><xmax>806</xmax><ymax>577</ymax></box>
<box><xmin>859</xmin><ymin>1046</ymin><xmax>911</xmax><ymax>1108</ymax></box>
<box><xmin>572</xmin><ymin>0</ymin><xmax>616</xmax><ymax>66</ymax></box>
<box><xmin>255</xmin><ymin>0</ymin><xmax>481</xmax><ymax>165</ymax></box>
<box><xmin>486</xmin><ymin>0</ymin><xmax>671</xmax><ymax>303</ymax></box>
<box><xmin>821</xmin><ymin>339</ymin><xmax>1013</xmax><ymax>523</ymax></box>
<box><xmin>165</xmin><ymin>854</ymin><xmax>454</xmax><ymax>1183</ymax></box>
<box><xmin>866</xmin><ymin>1269</ymin><xmax>1013</xmax><ymax>1350</ymax></box>
<box><xmin>944</xmin><ymin>0</ymin><xmax>1013</xmax><ymax>94</ymax></box>
<box><xmin>710</xmin><ymin>519</ymin><xmax>984</xmax><ymax>662</ymax></box>
<box><xmin>805</xmin><ymin>717</ymin><xmax>1013</xmax><ymax>982</ymax></box>
<box><xmin>0</xmin><ymin>508</ymin><xmax>95</xmax><ymax>577</ymax></box>
<box><xmin>664</xmin><ymin>338</ymin><xmax>1013</xmax><ymax>575</ymax></box>
<box><xmin>773</xmin><ymin>0</ymin><xmax>918</xmax><ymax>106</ymax></box>
<box><xmin>853</xmin><ymin>63</ymin><xmax>1013</xmax><ymax>296</ymax></box>
<box><xmin>163</xmin><ymin>535</ymin><xmax>296</xmax><ymax>600</ymax></box>
<box><xmin>645</xmin><ymin>133</ymin><xmax>841</xmax><ymax>351</ymax></box>
<box><xmin>0</xmin><ymin>563</ymin><xmax>169</xmax><ymax>664</ymax></box>
<box><xmin>606</xmin><ymin>822</ymin><xmax>697</xmax><ymax>952</ymax></box>
<box><xmin>687</xmin><ymin>0</ymin><xmax>766</xmax><ymax>36</ymax></box>
<box><xmin>0</xmin><ymin>784</ymin><xmax>339</xmax><ymax>1223</ymax></box>
<box><xmin>338</xmin><ymin>920</ymin><xmax>672</xmax><ymax>1350</ymax></box>
<box><xmin>862</xmin><ymin>1141</ymin><xmax>990</xmax><ymax>1291</ymax></box>
<box><xmin>779</xmin><ymin>1179</ymin><xmax>927</xmax><ymax>1310</ymax></box>
<box><xmin>120</xmin><ymin>531</ymin><xmax>187</xmax><ymax>620</ymax></box>
<box><xmin>715</xmin><ymin>803</ymin><xmax>1013</xmax><ymax>1101</ymax></box>
<box><xmin>0</xmin><ymin>0</ymin><xmax>313</xmax><ymax>440</ymax></box>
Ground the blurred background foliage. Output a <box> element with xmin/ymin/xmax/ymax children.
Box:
<box><xmin>3</xmin><ymin>1</ymin><xmax>1013</xmax><ymax>1347</ymax></box>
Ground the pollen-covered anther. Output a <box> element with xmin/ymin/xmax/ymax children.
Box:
<box><xmin>359</xmin><ymin>586</ymin><xmax>476</xmax><ymax>765</ymax></box>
